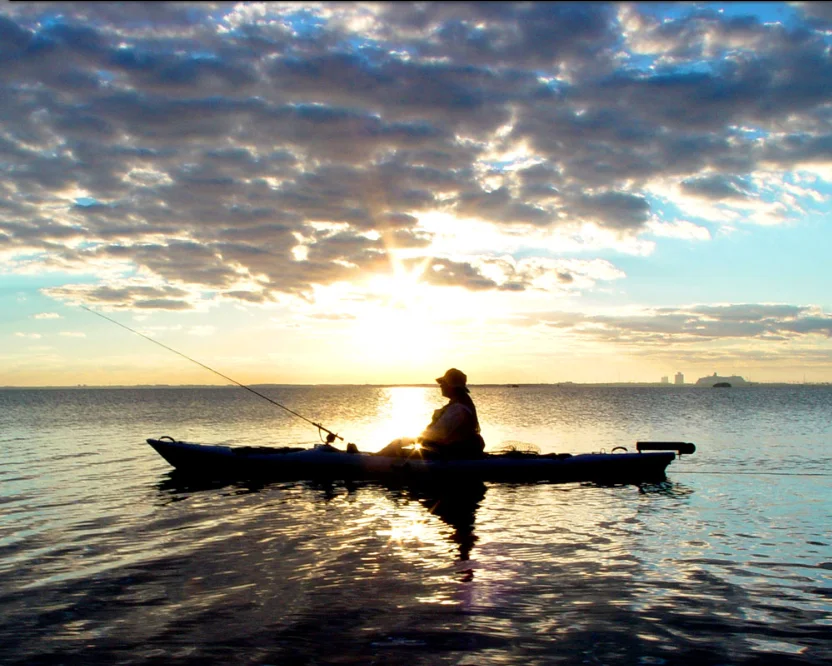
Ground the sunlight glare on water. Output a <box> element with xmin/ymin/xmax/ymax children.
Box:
<box><xmin>357</xmin><ymin>386</ymin><xmax>436</xmax><ymax>451</ymax></box>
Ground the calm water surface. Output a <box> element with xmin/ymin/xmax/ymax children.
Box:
<box><xmin>0</xmin><ymin>385</ymin><xmax>830</xmax><ymax>665</ymax></box>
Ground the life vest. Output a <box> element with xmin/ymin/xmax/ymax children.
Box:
<box><xmin>422</xmin><ymin>394</ymin><xmax>484</xmax><ymax>458</ymax></box>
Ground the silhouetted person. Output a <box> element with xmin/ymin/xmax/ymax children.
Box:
<box><xmin>378</xmin><ymin>368</ymin><xmax>485</xmax><ymax>459</ymax></box>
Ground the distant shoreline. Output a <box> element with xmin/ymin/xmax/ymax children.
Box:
<box><xmin>2</xmin><ymin>382</ymin><xmax>830</xmax><ymax>389</ymax></box>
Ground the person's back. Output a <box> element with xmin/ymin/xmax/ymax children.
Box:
<box><xmin>419</xmin><ymin>370</ymin><xmax>484</xmax><ymax>459</ymax></box>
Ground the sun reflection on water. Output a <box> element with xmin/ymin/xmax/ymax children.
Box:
<box><xmin>363</xmin><ymin>386</ymin><xmax>437</xmax><ymax>452</ymax></box>
<box><xmin>377</xmin><ymin>504</ymin><xmax>435</xmax><ymax>553</ymax></box>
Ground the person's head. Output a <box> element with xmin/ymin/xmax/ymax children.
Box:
<box><xmin>436</xmin><ymin>368</ymin><xmax>469</xmax><ymax>398</ymax></box>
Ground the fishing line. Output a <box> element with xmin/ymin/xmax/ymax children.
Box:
<box><xmin>80</xmin><ymin>305</ymin><xmax>344</xmax><ymax>443</ymax></box>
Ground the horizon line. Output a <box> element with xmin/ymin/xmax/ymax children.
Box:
<box><xmin>2</xmin><ymin>381</ymin><xmax>829</xmax><ymax>390</ymax></box>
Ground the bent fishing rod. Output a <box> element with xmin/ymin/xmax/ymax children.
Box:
<box><xmin>80</xmin><ymin>305</ymin><xmax>344</xmax><ymax>444</ymax></box>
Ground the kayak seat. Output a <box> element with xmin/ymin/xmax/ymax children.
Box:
<box><xmin>421</xmin><ymin>434</ymin><xmax>486</xmax><ymax>460</ymax></box>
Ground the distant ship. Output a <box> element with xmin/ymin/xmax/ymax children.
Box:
<box><xmin>696</xmin><ymin>372</ymin><xmax>749</xmax><ymax>387</ymax></box>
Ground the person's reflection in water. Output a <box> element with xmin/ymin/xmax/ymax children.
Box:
<box><xmin>406</xmin><ymin>481</ymin><xmax>486</xmax><ymax>564</ymax></box>
<box><xmin>160</xmin><ymin>472</ymin><xmax>486</xmax><ymax>571</ymax></box>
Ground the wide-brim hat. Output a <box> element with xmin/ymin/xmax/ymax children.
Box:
<box><xmin>436</xmin><ymin>368</ymin><xmax>469</xmax><ymax>392</ymax></box>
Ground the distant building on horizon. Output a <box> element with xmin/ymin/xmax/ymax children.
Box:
<box><xmin>696</xmin><ymin>372</ymin><xmax>749</xmax><ymax>387</ymax></box>
<box><xmin>675</xmin><ymin>372</ymin><xmax>684</xmax><ymax>385</ymax></box>
<box><xmin>661</xmin><ymin>376</ymin><xmax>669</xmax><ymax>384</ymax></box>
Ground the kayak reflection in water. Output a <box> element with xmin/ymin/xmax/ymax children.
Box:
<box><xmin>377</xmin><ymin>368</ymin><xmax>486</xmax><ymax>460</ymax></box>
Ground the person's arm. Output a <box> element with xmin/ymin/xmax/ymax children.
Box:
<box><xmin>420</xmin><ymin>403</ymin><xmax>471</xmax><ymax>444</ymax></box>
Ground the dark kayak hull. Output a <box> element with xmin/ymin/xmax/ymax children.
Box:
<box><xmin>146</xmin><ymin>438</ymin><xmax>685</xmax><ymax>484</ymax></box>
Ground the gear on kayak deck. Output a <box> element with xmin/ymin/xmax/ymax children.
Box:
<box><xmin>492</xmin><ymin>442</ymin><xmax>541</xmax><ymax>457</ymax></box>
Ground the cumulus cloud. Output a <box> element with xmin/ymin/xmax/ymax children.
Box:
<box><xmin>792</xmin><ymin>2</ymin><xmax>832</xmax><ymax>29</ymax></box>
<box><xmin>0</xmin><ymin>2</ymin><xmax>828</xmax><ymax>312</ymax></box>
<box><xmin>681</xmin><ymin>175</ymin><xmax>753</xmax><ymax>201</ymax></box>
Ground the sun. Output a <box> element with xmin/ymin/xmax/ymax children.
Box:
<box><xmin>349</xmin><ymin>256</ymin><xmax>449</xmax><ymax>370</ymax></box>
<box><xmin>369</xmin><ymin>253</ymin><xmax>433</xmax><ymax>307</ymax></box>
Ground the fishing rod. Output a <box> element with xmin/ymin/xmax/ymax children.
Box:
<box><xmin>80</xmin><ymin>305</ymin><xmax>344</xmax><ymax>444</ymax></box>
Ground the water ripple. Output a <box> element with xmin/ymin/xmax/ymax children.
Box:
<box><xmin>0</xmin><ymin>386</ymin><xmax>830</xmax><ymax>665</ymax></box>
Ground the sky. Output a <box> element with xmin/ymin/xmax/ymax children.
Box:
<box><xmin>2</xmin><ymin>1</ymin><xmax>832</xmax><ymax>387</ymax></box>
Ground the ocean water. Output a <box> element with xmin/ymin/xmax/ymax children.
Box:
<box><xmin>0</xmin><ymin>385</ymin><xmax>830</xmax><ymax>665</ymax></box>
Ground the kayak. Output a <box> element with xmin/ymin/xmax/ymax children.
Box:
<box><xmin>146</xmin><ymin>437</ymin><xmax>695</xmax><ymax>484</ymax></box>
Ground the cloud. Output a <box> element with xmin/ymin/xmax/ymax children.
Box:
<box><xmin>0</xmin><ymin>3</ymin><xmax>828</xmax><ymax>312</ymax></box>
<box><xmin>690</xmin><ymin>303</ymin><xmax>805</xmax><ymax>322</ymax></box>
<box><xmin>33</xmin><ymin>312</ymin><xmax>62</xmax><ymax>319</ymax></box>
<box><xmin>573</xmin><ymin>191</ymin><xmax>651</xmax><ymax>230</ymax></box>
<box><xmin>42</xmin><ymin>283</ymin><xmax>197</xmax><ymax>311</ymax></box>
<box><xmin>681</xmin><ymin>175</ymin><xmax>753</xmax><ymax>200</ymax></box>
<box><xmin>530</xmin><ymin>303</ymin><xmax>832</xmax><ymax>344</ymax></box>
<box><xmin>789</xmin><ymin>2</ymin><xmax>832</xmax><ymax>30</ymax></box>
<box><xmin>477</xmin><ymin>256</ymin><xmax>626</xmax><ymax>293</ymax></box>
<box><xmin>645</xmin><ymin>219</ymin><xmax>711</xmax><ymax>241</ymax></box>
